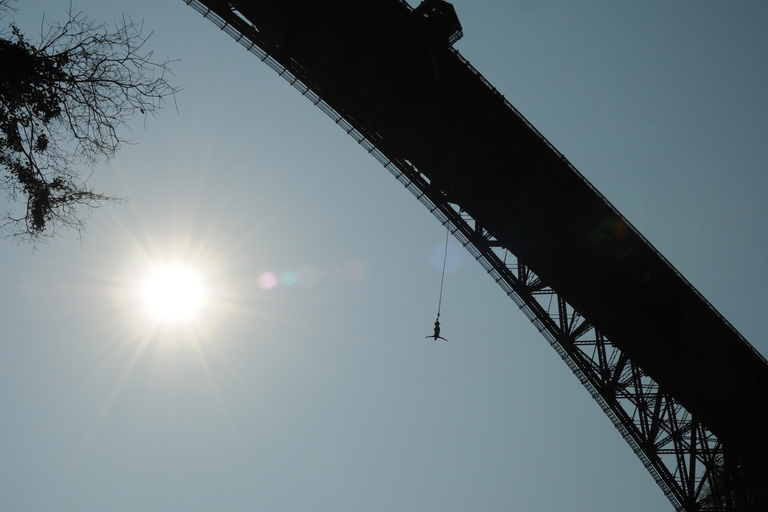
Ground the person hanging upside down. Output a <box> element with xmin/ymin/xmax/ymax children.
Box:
<box><xmin>426</xmin><ymin>319</ymin><xmax>447</xmax><ymax>341</ymax></box>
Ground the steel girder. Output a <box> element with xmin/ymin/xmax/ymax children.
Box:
<box><xmin>184</xmin><ymin>1</ymin><xmax>757</xmax><ymax>509</ymax></box>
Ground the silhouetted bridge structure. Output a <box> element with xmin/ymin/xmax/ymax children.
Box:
<box><xmin>185</xmin><ymin>1</ymin><xmax>768</xmax><ymax>510</ymax></box>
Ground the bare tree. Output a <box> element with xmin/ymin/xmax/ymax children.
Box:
<box><xmin>0</xmin><ymin>0</ymin><xmax>178</xmax><ymax>243</ymax></box>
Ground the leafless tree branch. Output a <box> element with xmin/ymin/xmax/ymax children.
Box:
<box><xmin>0</xmin><ymin>1</ymin><xmax>179</xmax><ymax>244</ymax></box>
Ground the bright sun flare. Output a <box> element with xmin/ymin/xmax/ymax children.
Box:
<box><xmin>141</xmin><ymin>265</ymin><xmax>206</xmax><ymax>321</ymax></box>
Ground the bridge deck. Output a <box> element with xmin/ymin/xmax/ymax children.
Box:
<box><xmin>195</xmin><ymin>0</ymin><xmax>768</xmax><ymax>467</ymax></box>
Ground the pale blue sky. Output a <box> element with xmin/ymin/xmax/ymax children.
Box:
<box><xmin>2</xmin><ymin>2</ymin><xmax>768</xmax><ymax>511</ymax></box>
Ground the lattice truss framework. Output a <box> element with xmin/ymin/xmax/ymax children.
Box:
<box><xmin>438</xmin><ymin>206</ymin><xmax>733</xmax><ymax>512</ymax></box>
<box><xmin>184</xmin><ymin>1</ymin><xmax>741</xmax><ymax>510</ymax></box>
<box><xmin>384</xmin><ymin>164</ymin><xmax>736</xmax><ymax>512</ymax></box>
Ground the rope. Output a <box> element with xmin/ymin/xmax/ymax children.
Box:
<box><xmin>436</xmin><ymin>226</ymin><xmax>450</xmax><ymax>318</ymax></box>
<box><xmin>433</xmin><ymin>89</ymin><xmax>464</xmax><ymax>322</ymax></box>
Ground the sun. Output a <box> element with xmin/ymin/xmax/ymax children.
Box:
<box><xmin>141</xmin><ymin>265</ymin><xmax>206</xmax><ymax>321</ymax></box>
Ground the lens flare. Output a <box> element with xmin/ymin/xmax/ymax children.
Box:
<box><xmin>258</xmin><ymin>272</ymin><xmax>279</xmax><ymax>290</ymax></box>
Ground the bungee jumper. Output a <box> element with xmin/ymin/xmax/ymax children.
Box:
<box><xmin>426</xmin><ymin>317</ymin><xmax>447</xmax><ymax>341</ymax></box>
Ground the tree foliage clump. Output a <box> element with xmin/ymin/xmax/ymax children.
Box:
<box><xmin>0</xmin><ymin>0</ymin><xmax>178</xmax><ymax>242</ymax></box>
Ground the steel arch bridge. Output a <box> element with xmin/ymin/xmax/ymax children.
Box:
<box><xmin>184</xmin><ymin>1</ymin><xmax>768</xmax><ymax>510</ymax></box>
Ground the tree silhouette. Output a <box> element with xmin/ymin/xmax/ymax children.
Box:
<box><xmin>0</xmin><ymin>0</ymin><xmax>178</xmax><ymax>243</ymax></box>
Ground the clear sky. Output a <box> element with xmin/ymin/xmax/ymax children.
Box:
<box><xmin>2</xmin><ymin>1</ymin><xmax>768</xmax><ymax>511</ymax></box>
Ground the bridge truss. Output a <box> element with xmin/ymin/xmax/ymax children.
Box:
<box><xmin>184</xmin><ymin>1</ymin><xmax>765</xmax><ymax>510</ymax></box>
